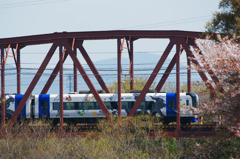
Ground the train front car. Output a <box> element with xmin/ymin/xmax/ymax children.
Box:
<box><xmin>135</xmin><ymin>92</ymin><xmax>199</xmax><ymax>125</ymax></box>
<box><xmin>0</xmin><ymin>95</ymin><xmax>31</xmax><ymax>120</ymax></box>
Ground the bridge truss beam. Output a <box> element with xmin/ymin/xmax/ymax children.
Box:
<box><xmin>0</xmin><ymin>30</ymin><xmax>224</xmax><ymax>137</ymax></box>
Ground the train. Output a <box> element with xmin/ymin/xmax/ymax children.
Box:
<box><xmin>0</xmin><ymin>92</ymin><xmax>199</xmax><ymax>125</ymax></box>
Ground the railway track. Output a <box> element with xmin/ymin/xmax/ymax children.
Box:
<box><xmin>8</xmin><ymin>124</ymin><xmax>219</xmax><ymax>133</ymax></box>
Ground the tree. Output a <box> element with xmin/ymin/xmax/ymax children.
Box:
<box><xmin>108</xmin><ymin>76</ymin><xmax>156</xmax><ymax>93</ymax></box>
<box><xmin>193</xmin><ymin>36</ymin><xmax>240</xmax><ymax>137</ymax></box>
<box><xmin>206</xmin><ymin>0</ymin><xmax>240</xmax><ymax>38</ymax></box>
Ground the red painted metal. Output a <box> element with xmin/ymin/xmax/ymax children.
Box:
<box><xmin>129</xmin><ymin>39</ymin><xmax>134</xmax><ymax>90</ymax></box>
<box><xmin>73</xmin><ymin>47</ymin><xmax>77</xmax><ymax>92</ymax></box>
<box><xmin>77</xmin><ymin>43</ymin><xmax>110</xmax><ymax>93</ymax></box>
<box><xmin>128</xmin><ymin>41</ymin><xmax>174</xmax><ymax>117</ymax></box>
<box><xmin>0</xmin><ymin>30</ymin><xmax>226</xmax><ymax>138</ymax></box>
<box><xmin>7</xmin><ymin>44</ymin><xmax>57</xmax><ymax>128</ymax></box>
<box><xmin>175</xmin><ymin>44</ymin><xmax>182</xmax><ymax>136</ymax></box>
<box><xmin>183</xmin><ymin>43</ymin><xmax>217</xmax><ymax>97</ymax></box>
<box><xmin>11</xmin><ymin>47</ymin><xmax>17</xmax><ymax>66</ymax></box>
<box><xmin>187</xmin><ymin>53</ymin><xmax>191</xmax><ymax>92</ymax></box>
<box><xmin>0</xmin><ymin>30</ymin><xmax>204</xmax><ymax>47</ymax></box>
<box><xmin>59</xmin><ymin>45</ymin><xmax>64</xmax><ymax>129</ymax></box>
<box><xmin>63</xmin><ymin>41</ymin><xmax>112</xmax><ymax>120</ymax></box>
<box><xmin>155</xmin><ymin>51</ymin><xmax>183</xmax><ymax>92</ymax></box>
<box><xmin>3</xmin><ymin>44</ymin><xmax>11</xmax><ymax>68</ymax></box>
<box><xmin>117</xmin><ymin>38</ymin><xmax>122</xmax><ymax>119</ymax></box>
<box><xmin>41</xmin><ymin>52</ymin><xmax>69</xmax><ymax>94</ymax></box>
<box><xmin>192</xmin><ymin>43</ymin><xmax>225</xmax><ymax>94</ymax></box>
<box><xmin>17</xmin><ymin>47</ymin><xmax>21</xmax><ymax>94</ymax></box>
<box><xmin>1</xmin><ymin>48</ymin><xmax>5</xmax><ymax>127</ymax></box>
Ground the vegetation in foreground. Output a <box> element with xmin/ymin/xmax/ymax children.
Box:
<box><xmin>0</xmin><ymin>117</ymin><xmax>239</xmax><ymax>159</ymax></box>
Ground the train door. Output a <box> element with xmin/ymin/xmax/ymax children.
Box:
<box><xmin>166</xmin><ymin>93</ymin><xmax>176</xmax><ymax>117</ymax></box>
<box><xmin>39</xmin><ymin>95</ymin><xmax>50</xmax><ymax>118</ymax></box>
<box><xmin>15</xmin><ymin>95</ymin><xmax>26</xmax><ymax>119</ymax></box>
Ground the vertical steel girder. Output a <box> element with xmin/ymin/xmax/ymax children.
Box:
<box><xmin>63</xmin><ymin>41</ymin><xmax>112</xmax><ymax>120</ymax></box>
<box><xmin>17</xmin><ymin>48</ymin><xmax>21</xmax><ymax>94</ymax></box>
<box><xmin>187</xmin><ymin>53</ymin><xmax>191</xmax><ymax>92</ymax></box>
<box><xmin>76</xmin><ymin>42</ymin><xmax>110</xmax><ymax>93</ymax></box>
<box><xmin>182</xmin><ymin>43</ymin><xmax>217</xmax><ymax>97</ymax></box>
<box><xmin>40</xmin><ymin>51</ymin><xmax>69</xmax><ymax>94</ymax></box>
<box><xmin>1</xmin><ymin>48</ymin><xmax>5</xmax><ymax>127</ymax></box>
<box><xmin>128</xmin><ymin>41</ymin><xmax>174</xmax><ymax>117</ymax></box>
<box><xmin>175</xmin><ymin>43</ymin><xmax>182</xmax><ymax>136</ymax></box>
<box><xmin>128</xmin><ymin>39</ymin><xmax>134</xmax><ymax>90</ymax></box>
<box><xmin>117</xmin><ymin>38</ymin><xmax>122</xmax><ymax>119</ymax></box>
<box><xmin>59</xmin><ymin>45</ymin><xmax>64</xmax><ymax>129</ymax></box>
<box><xmin>73</xmin><ymin>47</ymin><xmax>78</xmax><ymax>92</ymax></box>
<box><xmin>7</xmin><ymin>43</ymin><xmax>57</xmax><ymax>128</ymax></box>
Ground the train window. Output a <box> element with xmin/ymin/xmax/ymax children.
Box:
<box><xmin>41</xmin><ymin>102</ymin><xmax>48</xmax><ymax>111</ymax></box>
<box><xmin>186</xmin><ymin>100</ymin><xmax>189</xmax><ymax>106</ymax></box>
<box><xmin>63</xmin><ymin>102</ymin><xmax>75</xmax><ymax>110</ymax></box>
<box><xmin>104</xmin><ymin>102</ymin><xmax>111</xmax><ymax>109</ymax></box>
<box><xmin>168</xmin><ymin>100</ymin><xmax>175</xmax><ymax>110</ymax></box>
<box><xmin>121</xmin><ymin>102</ymin><xmax>128</xmax><ymax>109</ymax></box>
<box><xmin>53</xmin><ymin>103</ymin><xmax>59</xmax><ymax>110</ymax></box>
<box><xmin>139</xmin><ymin>102</ymin><xmax>145</xmax><ymax>109</ymax></box>
<box><xmin>111</xmin><ymin>102</ymin><xmax>118</xmax><ymax>109</ymax></box>
<box><xmin>146</xmin><ymin>101</ymin><xmax>155</xmax><ymax>109</ymax></box>
<box><xmin>83</xmin><ymin>102</ymin><xmax>94</xmax><ymax>110</ymax></box>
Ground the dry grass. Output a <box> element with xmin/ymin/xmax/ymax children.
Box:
<box><xmin>0</xmin><ymin>117</ymin><xmax>239</xmax><ymax>159</ymax></box>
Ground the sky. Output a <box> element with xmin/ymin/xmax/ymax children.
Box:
<box><xmin>0</xmin><ymin>0</ymin><xmax>221</xmax><ymax>93</ymax></box>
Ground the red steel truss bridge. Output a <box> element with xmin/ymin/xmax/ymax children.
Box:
<box><xmin>0</xmin><ymin>30</ymin><xmax>225</xmax><ymax>138</ymax></box>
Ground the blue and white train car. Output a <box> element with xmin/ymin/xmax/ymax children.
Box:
<box><xmin>1</xmin><ymin>92</ymin><xmax>199</xmax><ymax>125</ymax></box>
<box><xmin>34</xmin><ymin>92</ymin><xmax>199</xmax><ymax>125</ymax></box>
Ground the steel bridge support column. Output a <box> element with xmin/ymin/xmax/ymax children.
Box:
<box><xmin>175</xmin><ymin>43</ymin><xmax>182</xmax><ymax>136</ymax></box>
<box><xmin>74</xmin><ymin>47</ymin><xmax>77</xmax><ymax>92</ymax></box>
<box><xmin>59</xmin><ymin>45</ymin><xmax>64</xmax><ymax>130</ymax></box>
<box><xmin>16</xmin><ymin>45</ymin><xmax>21</xmax><ymax>94</ymax></box>
<box><xmin>1</xmin><ymin>48</ymin><xmax>5</xmax><ymax>127</ymax></box>
<box><xmin>128</xmin><ymin>39</ymin><xmax>134</xmax><ymax>90</ymax></box>
<box><xmin>7</xmin><ymin>44</ymin><xmax>57</xmax><ymax>129</ymax></box>
<box><xmin>128</xmin><ymin>41</ymin><xmax>174</xmax><ymax>116</ymax></box>
<box><xmin>117</xmin><ymin>38</ymin><xmax>122</xmax><ymax>120</ymax></box>
<box><xmin>187</xmin><ymin>52</ymin><xmax>191</xmax><ymax>92</ymax></box>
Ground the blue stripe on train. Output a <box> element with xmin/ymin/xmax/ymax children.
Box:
<box><xmin>39</xmin><ymin>94</ymin><xmax>50</xmax><ymax>118</ymax></box>
<box><xmin>166</xmin><ymin>93</ymin><xmax>176</xmax><ymax>117</ymax></box>
<box><xmin>15</xmin><ymin>95</ymin><xmax>26</xmax><ymax>119</ymax></box>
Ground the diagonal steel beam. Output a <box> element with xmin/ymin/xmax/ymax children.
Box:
<box><xmin>63</xmin><ymin>41</ymin><xmax>112</xmax><ymax>120</ymax></box>
<box><xmin>41</xmin><ymin>51</ymin><xmax>69</xmax><ymax>94</ymax></box>
<box><xmin>192</xmin><ymin>43</ymin><xmax>225</xmax><ymax>93</ymax></box>
<box><xmin>182</xmin><ymin>43</ymin><xmax>217</xmax><ymax>97</ymax></box>
<box><xmin>155</xmin><ymin>48</ymin><xmax>183</xmax><ymax>92</ymax></box>
<box><xmin>76</xmin><ymin>42</ymin><xmax>110</xmax><ymax>93</ymax></box>
<box><xmin>128</xmin><ymin>41</ymin><xmax>174</xmax><ymax>117</ymax></box>
<box><xmin>7</xmin><ymin>43</ymin><xmax>57</xmax><ymax>128</ymax></box>
<box><xmin>126</xmin><ymin>38</ymin><xmax>134</xmax><ymax>90</ymax></box>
